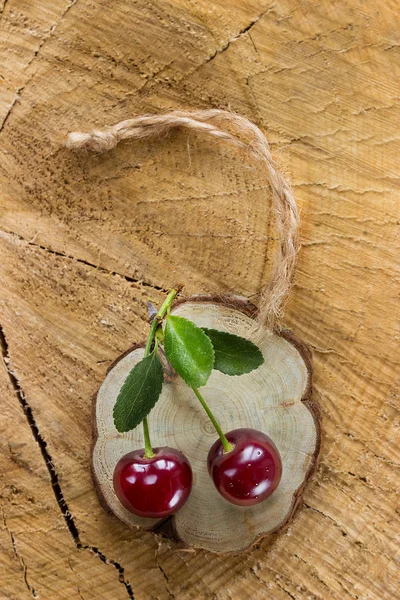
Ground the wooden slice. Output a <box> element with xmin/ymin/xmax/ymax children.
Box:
<box><xmin>92</xmin><ymin>296</ymin><xmax>321</xmax><ymax>553</ymax></box>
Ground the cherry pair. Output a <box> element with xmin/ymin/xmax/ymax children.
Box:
<box><xmin>113</xmin><ymin>428</ymin><xmax>282</xmax><ymax>518</ymax></box>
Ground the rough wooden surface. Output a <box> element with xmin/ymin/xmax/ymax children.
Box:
<box><xmin>0</xmin><ymin>0</ymin><xmax>399</xmax><ymax>598</ymax></box>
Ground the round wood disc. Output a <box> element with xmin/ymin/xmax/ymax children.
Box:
<box><xmin>92</xmin><ymin>296</ymin><xmax>321</xmax><ymax>553</ymax></box>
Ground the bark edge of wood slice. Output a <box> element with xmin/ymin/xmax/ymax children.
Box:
<box><xmin>92</xmin><ymin>295</ymin><xmax>321</xmax><ymax>553</ymax></box>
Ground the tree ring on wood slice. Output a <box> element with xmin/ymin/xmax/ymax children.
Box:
<box><xmin>92</xmin><ymin>295</ymin><xmax>321</xmax><ymax>553</ymax></box>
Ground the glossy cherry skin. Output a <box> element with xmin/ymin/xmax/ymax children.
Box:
<box><xmin>207</xmin><ymin>428</ymin><xmax>282</xmax><ymax>506</ymax></box>
<box><xmin>113</xmin><ymin>447</ymin><xmax>193</xmax><ymax>518</ymax></box>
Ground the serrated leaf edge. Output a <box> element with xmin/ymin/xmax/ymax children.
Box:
<box><xmin>113</xmin><ymin>352</ymin><xmax>163</xmax><ymax>433</ymax></box>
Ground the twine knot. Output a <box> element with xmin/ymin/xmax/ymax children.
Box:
<box><xmin>66</xmin><ymin>129</ymin><xmax>119</xmax><ymax>152</ymax></box>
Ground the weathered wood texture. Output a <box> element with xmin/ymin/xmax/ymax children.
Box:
<box><xmin>0</xmin><ymin>0</ymin><xmax>398</xmax><ymax>598</ymax></box>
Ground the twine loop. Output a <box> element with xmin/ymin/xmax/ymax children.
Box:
<box><xmin>67</xmin><ymin>110</ymin><xmax>300</xmax><ymax>330</ymax></box>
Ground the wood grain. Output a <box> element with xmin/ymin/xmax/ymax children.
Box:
<box><xmin>0</xmin><ymin>0</ymin><xmax>399</xmax><ymax>597</ymax></box>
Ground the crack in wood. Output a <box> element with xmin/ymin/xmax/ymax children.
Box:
<box><xmin>0</xmin><ymin>94</ymin><xmax>19</xmax><ymax>132</ymax></box>
<box><xmin>2</xmin><ymin>509</ymin><xmax>18</xmax><ymax>559</ymax></box>
<box><xmin>251</xmin><ymin>566</ymin><xmax>298</xmax><ymax>600</ymax></box>
<box><xmin>21</xmin><ymin>554</ymin><xmax>38</xmax><ymax>599</ymax></box>
<box><xmin>135</xmin><ymin>59</ymin><xmax>176</xmax><ymax>94</ymax></box>
<box><xmin>372</xmin><ymin>452</ymin><xmax>400</xmax><ymax>469</ymax></box>
<box><xmin>0</xmin><ymin>0</ymin><xmax>9</xmax><ymax>18</ymax></box>
<box><xmin>67</xmin><ymin>559</ymin><xmax>88</xmax><ymax>600</ymax></box>
<box><xmin>295</xmin><ymin>23</ymin><xmax>355</xmax><ymax>47</ymax></box>
<box><xmin>29</xmin><ymin>0</ymin><xmax>80</xmax><ymax>65</ymax></box>
<box><xmin>292</xmin><ymin>554</ymin><xmax>330</xmax><ymax>596</ymax></box>
<box><xmin>275</xmin><ymin>582</ymin><xmax>297</xmax><ymax>600</ymax></box>
<box><xmin>247</xmin><ymin>31</ymin><xmax>259</xmax><ymax>56</ymax></box>
<box><xmin>302</xmin><ymin>500</ymin><xmax>393</xmax><ymax>568</ymax></box>
<box><xmin>2</xmin><ymin>509</ymin><xmax>38</xmax><ymax>598</ymax></box>
<box><xmin>155</xmin><ymin>546</ymin><xmax>175</xmax><ymax>600</ymax></box>
<box><xmin>303</xmin><ymin>502</ymin><xmax>347</xmax><ymax>534</ymax></box>
<box><xmin>1</xmin><ymin>228</ymin><xmax>169</xmax><ymax>294</ymax></box>
<box><xmin>138</xmin><ymin>3</ymin><xmax>277</xmax><ymax>96</ymax></box>
<box><xmin>0</xmin><ymin>0</ymin><xmax>80</xmax><ymax>134</ymax></box>
<box><xmin>202</xmin><ymin>5</ymin><xmax>275</xmax><ymax>66</ymax></box>
<box><xmin>80</xmin><ymin>545</ymin><xmax>135</xmax><ymax>599</ymax></box>
<box><xmin>296</xmin><ymin>550</ymin><xmax>360</xmax><ymax>600</ymax></box>
<box><xmin>186</xmin><ymin>4</ymin><xmax>275</xmax><ymax>83</ymax></box>
<box><xmin>0</xmin><ymin>323</ymin><xmax>135</xmax><ymax>599</ymax></box>
<box><xmin>0</xmin><ymin>324</ymin><xmax>81</xmax><ymax>544</ymax></box>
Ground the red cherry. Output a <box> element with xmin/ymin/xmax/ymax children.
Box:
<box><xmin>207</xmin><ymin>428</ymin><xmax>282</xmax><ymax>506</ymax></box>
<box><xmin>113</xmin><ymin>447</ymin><xmax>193</xmax><ymax>518</ymax></box>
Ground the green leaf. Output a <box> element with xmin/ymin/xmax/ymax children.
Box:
<box><xmin>164</xmin><ymin>315</ymin><xmax>214</xmax><ymax>387</ymax></box>
<box><xmin>202</xmin><ymin>328</ymin><xmax>264</xmax><ymax>376</ymax></box>
<box><xmin>113</xmin><ymin>353</ymin><xmax>164</xmax><ymax>433</ymax></box>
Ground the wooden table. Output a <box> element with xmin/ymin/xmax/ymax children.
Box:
<box><xmin>0</xmin><ymin>1</ymin><xmax>398</xmax><ymax>598</ymax></box>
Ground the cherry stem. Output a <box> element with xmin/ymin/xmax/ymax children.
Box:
<box><xmin>142</xmin><ymin>417</ymin><xmax>155</xmax><ymax>459</ymax></box>
<box><xmin>192</xmin><ymin>387</ymin><xmax>233</xmax><ymax>453</ymax></box>
<box><xmin>142</xmin><ymin>288</ymin><xmax>180</xmax><ymax>458</ymax></box>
